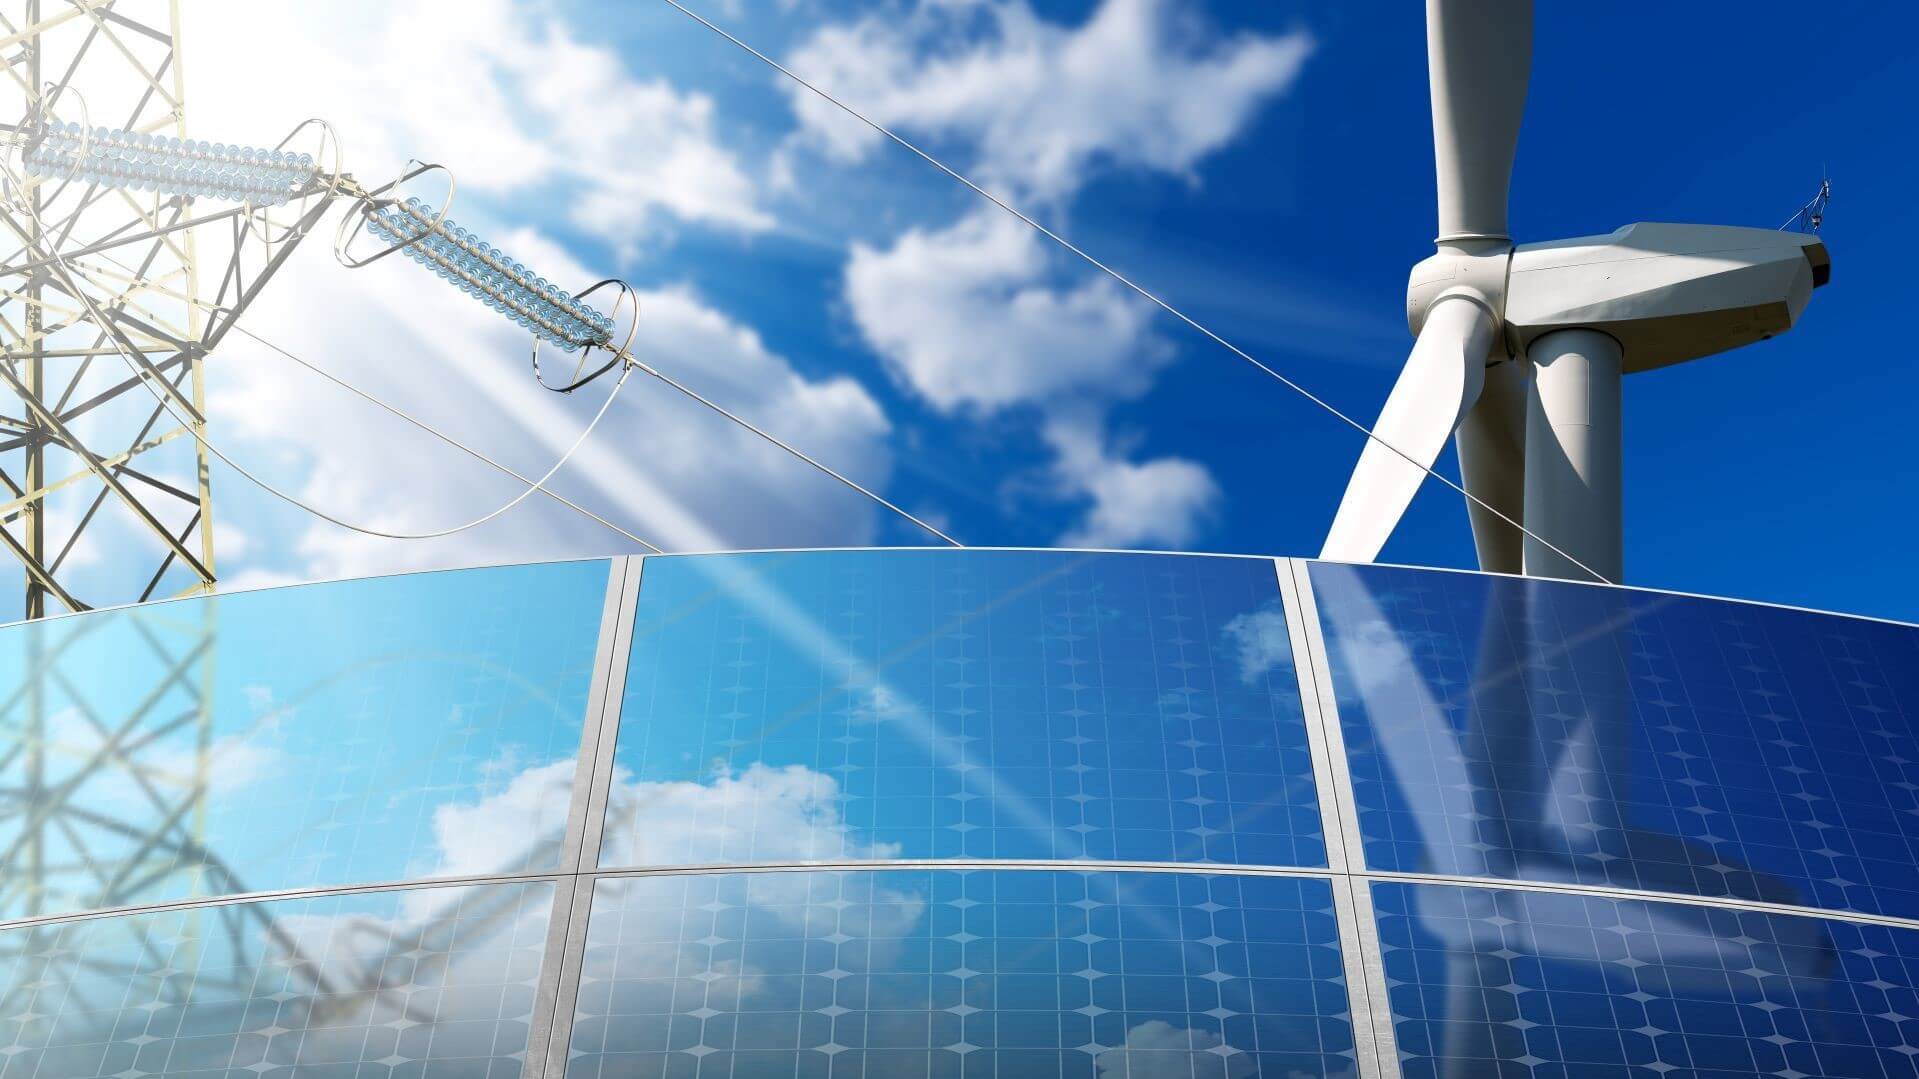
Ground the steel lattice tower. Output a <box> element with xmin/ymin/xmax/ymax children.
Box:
<box><xmin>0</xmin><ymin>1</ymin><xmax>326</xmax><ymax>618</ymax></box>
<box><xmin>2</xmin><ymin>0</ymin><xmax>211</xmax><ymax>618</ymax></box>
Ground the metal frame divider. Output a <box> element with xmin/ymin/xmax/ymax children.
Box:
<box><xmin>1282</xmin><ymin>557</ymin><xmax>1402</xmax><ymax>1079</ymax></box>
<box><xmin>1277</xmin><ymin>558</ymin><xmax>1349</xmax><ymax>877</ymax></box>
<box><xmin>526</xmin><ymin>554</ymin><xmax>645</xmax><ymax>1079</ymax></box>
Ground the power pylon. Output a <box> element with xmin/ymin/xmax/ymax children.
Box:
<box><xmin>0</xmin><ymin>1</ymin><xmax>326</xmax><ymax>619</ymax></box>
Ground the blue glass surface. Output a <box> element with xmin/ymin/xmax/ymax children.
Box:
<box><xmin>0</xmin><ymin>880</ymin><xmax>554</xmax><ymax>1078</ymax></box>
<box><xmin>601</xmin><ymin>550</ymin><xmax>1323</xmax><ymax>869</ymax></box>
<box><xmin>0</xmin><ymin>560</ymin><xmax>609</xmax><ymax>920</ymax></box>
<box><xmin>1375</xmin><ymin>880</ymin><xmax>1919</xmax><ymax>1079</ymax></box>
<box><xmin>1311</xmin><ymin>562</ymin><xmax>1919</xmax><ymax>920</ymax></box>
<box><xmin>567</xmin><ymin>869</ymin><xmax>1356</xmax><ymax>1077</ymax></box>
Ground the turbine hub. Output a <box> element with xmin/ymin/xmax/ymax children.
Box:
<box><xmin>1406</xmin><ymin>242</ymin><xmax>1512</xmax><ymax>358</ymax></box>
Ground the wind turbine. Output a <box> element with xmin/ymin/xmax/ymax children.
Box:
<box><xmin>1320</xmin><ymin>0</ymin><xmax>1830</xmax><ymax>583</ymax></box>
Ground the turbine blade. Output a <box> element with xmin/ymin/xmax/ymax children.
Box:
<box><xmin>1456</xmin><ymin>359</ymin><xmax>1529</xmax><ymax>574</ymax></box>
<box><xmin>1428</xmin><ymin>0</ymin><xmax>1532</xmax><ymax>242</ymax></box>
<box><xmin>1322</xmin><ymin>298</ymin><xmax>1494</xmax><ymax>563</ymax></box>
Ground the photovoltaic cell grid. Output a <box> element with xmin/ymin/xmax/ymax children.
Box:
<box><xmin>0</xmin><ymin>881</ymin><xmax>554</xmax><ymax>1079</ymax></box>
<box><xmin>1375</xmin><ymin>880</ymin><xmax>1919</xmax><ymax>1079</ymax></box>
<box><xmin>0</xmin><ymin>559</ymin><xmax>609</xmax><ymax>922</ymax></box>
<box><xmin>601</xmin><ymin>550</ymin><xmax>1325</xmax><ymax>870</ymax></box>
<box><xmin>565</xmin><ymin>869</ymin><xmax>1357</xmax><ymax>1078</ymax></box>
<box><xmin>6</xmin><ymin>549</ymin><xmax>1919</xmax><ymax>1079</ymax></box>
<box><xmin>1309</xmin><ymin>562</ymin><xmax>1919</xmax><ymax>921</ymax></box>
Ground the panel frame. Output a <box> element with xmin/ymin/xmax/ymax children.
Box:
<box><xmin>17</xmin><ymin>550</ymin><xmax>1919</xmax><ymax>1079</ymax></box>
<box><xmin>1334</xmin><ymin>875</ymin><xmax>1401</xmax><ymax>1078</ymax></box>
<box><xmin>553</xmin><ymin>556</ymin><xmax>635</xmax><ymax>878</ymax></box>
<box><xmin>572</xmin><ymin>554</ymin><xmax>644</xmax><ymax>874</ymax></box>
<box><xmin>529</xmin><ymin>554</ymin><xmax>644</xmax><ymax>1079</ymax></box>
<box><xmin>1279</xmin><ymin>557</ymin><xmax>1356</xmax><ymax>875</ymax></box>
<box><xmin>1289</xmin><ymin>557</ymin><xmax>1401</xmax><ymax>1079</ymax></box>
<box><xmin>1283</xmin><ymin>558</ymin><xmax>1367</xmax><ymax>871</ymax></box>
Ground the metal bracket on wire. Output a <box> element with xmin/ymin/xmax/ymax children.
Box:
<box><xmin>1780</xmin><ymin>174</ymin><xmax>1830</xmax><ymax>233</ymax></box>
<box><xmin>532</xmin><ymin>278</ymin><xmax>638</xmax><ymax>394</ymax></box>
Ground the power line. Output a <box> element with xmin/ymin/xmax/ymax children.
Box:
<box><xmin>228</xmin><ymin>323</ymin><xmax>665</xmax><ymax>554</ymax></box>
<box><xmin>63</xmin><ymin>250</ymin><xmax>663</xmax><ymax>552</ymax></box>
<box><xmin>619</xmin><ymin>353</ymin><xmax>962</xmax><ymax>548</ymax></box>
<box><xmin>330</xmin><ymin>173</ymin><xmax>962</xmax><ymax>547</ymax></box>
<box><xmin>15</xmin><ymin>121</ymin><xmax>965</xmax><ymax>556</ymax></box>
<box><xmin>654</xmin><ymin>0</ymin><xmax>1613</xmax><ymax>585</ymax></box>
<box><xmin>5</xmin><ymin>182</ymin><xmax>642</xmax><ymax>544</ymax></box>
<box><xmin>66</xmin><ymin>250</ymin><xmax>952</xmax><ymax>555</ymax></box>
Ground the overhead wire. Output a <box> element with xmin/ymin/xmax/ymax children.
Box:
<box><xmin>60</xmin><ymin>252</ymin><xmax>663</xmax><ymax>552</ymax></box>
<box><xmin>68</xmin><ymin>239</ymin><xmax>954</xmax><ymax>553</ymax></box>
<box><xmin>332</xmin><ymin>169</ymin><xmax>962</xmax><ymax>547</ymax></box>
<box><xmin>3</xmin><ymin>167</ymin><xmax>641</xmax><ymax>544</ymax></box>
<box><xmin>616</xmin><ymin>351</ymin><xmax>962</xmax><ymax>548</ymax></box>
<box><xmin>232</xmin><ymin>322</ymin><xmax>665</xmax><ymax>552</ymax></box>
<box><xmin>654</xmin><ymin>0</ymin><xmax>1615</xmax><ymax>585</ymax></box>
<box><xmin>6</xmin><ymin>109</ymin><xmax>963</xmax><ymax>555</ymax></box>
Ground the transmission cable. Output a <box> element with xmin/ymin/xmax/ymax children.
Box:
<box><xmin>60</xmin><ymin>252</ymin><xmax>663</xmax><ymax>551</ymax></box>
<box><xmin>624</xmin><ymin>354</ymin><xmax>961</xmax><ymax>547</ymax></box>
<box><xmin>6</xmin><ymin>185</ymin><xmax>637</xmax><ymax>543</ymax></box>
<box><xmin>9</xmin><ymin>92</ymin><xmax>963</xmax><ymax>555</ymax></box>
<box><xmin>337</xmin><ymin>177</ymin><xmax>962</xmax><ymax>547</ymax></box>
<box><xmin>656</xmin><ymin>0</ymin><xmax>1612</xmax><ymax>585</ymax></box>
<box><xmin>229</xmin><ymin>325</ymin><xmax>664</xmax><ymax>552</ymax></box>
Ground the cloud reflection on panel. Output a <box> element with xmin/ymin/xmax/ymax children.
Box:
<box><xmin>1096</xmin><ymin>1019</ymin><xmax>1257</xmax><ymax>1079</ymax></box>
<box><xmin>601</xmin><ymin>550</ymin><xmax>1326</xmax><ymax>870</ymax></box>
<box><xmin>0</xmin><ymin>881</ymin><xmax>554</xmax><ymax>1078</ymax></box>
<box><xmin>600</xmin><ymin>761</ymin><xmax>901</xmax><ymax>867</ymax></box>
<box><xmin>0</xmin><ymin>560</ymin><xmax>606</xmax><ymax>921</ymax></box>
<box><xmin>565</xmin><ymin>870</ymin><xmax>1355</xmax><ymax>1077</ymax></box>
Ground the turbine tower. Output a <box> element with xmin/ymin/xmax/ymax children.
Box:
<box><xmin>1321</xmin><ymin>0</ymin><xmax>1830</xmax><ymax>583</ymax></box>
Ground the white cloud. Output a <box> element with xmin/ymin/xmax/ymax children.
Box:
<box><xmin>104</xmin><ymin>0</ymin><xmax>900</xmax><ymax>587</ymax></box>
<box><xmin>407</xmin><ymin>753</ymin><xmax>927</xmax><ymax>993</ymax></box>
<box><xmin>187</xmin><ymin>0</ymin><xmax>769</xmax><ymax>240</ymax></box>
<box><xmin>1048</xmin><ymin>415</ymin><xmax>1219</xmax><ymax>548</ymax></box>
<box><xmin>518</xmin><ymin>21</ymin><xmax>772</xmax><ymax>238</ymax></box>
<box><xmin>816</xmin><ymin>0</ymin><xmax>1311</xmax><ymax>548</ymax></box>
<box><xmin>846</xmin><ymin>210</ymin><xmax>1163</xmax><ymax>412</ymax></box>
<box><xmin>787</xmin><ymin>0</ymin><xmax>1313</xmax><ymax>202</ymax></box>
<box><xmin>189</xmin><ymin>214</ymin><xmax>889</xmax><ymax>583</ymax></box>
<box><xmin>844</xmin><ymin>209</ymin><xmax>1214</xmax><ymax>547</ymax></box>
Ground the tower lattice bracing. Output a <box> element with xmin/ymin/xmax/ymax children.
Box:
<box><xmin>1</xmin><ymin>0</ymin><xmax>211</xmax><ymax>618</ymax></box>
<box><xmin>0</xmin><ymin>1</ymin><xmax>323</xmax><ymax>619</ymax></box>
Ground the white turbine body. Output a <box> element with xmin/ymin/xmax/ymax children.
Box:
<box><xmin>1320</xmin><ymin>0</ymin><xmax>1830</xmax><ymax>582</ymax></box>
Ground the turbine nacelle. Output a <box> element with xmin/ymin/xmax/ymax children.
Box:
<box><xmin>1505</xmin><ymin>222</ymin><xmax>1828</xmax><ymax>372</ymax></box>
<box><xmin>1402</xmin><ymin>223</ymin><xmax>1830</xmax><ymax>369</ymax></box>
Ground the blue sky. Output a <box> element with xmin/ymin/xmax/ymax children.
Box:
<box><xmin>149</xmin><ymin>0</ymin><xmax>1919</xmax><ymax>620</ymax></box>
